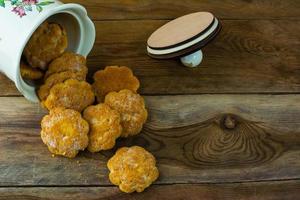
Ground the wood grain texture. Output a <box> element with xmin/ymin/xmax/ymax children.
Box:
<box><xmin>61</xmin><ymin>0</ymin><xmax>300</xmax><ymax>20</ymax></box>
<box><xmin>1</xmin><ymin>95</ymin><xmax>300</xmax><ymax>186</ymax></box>
<box><xmin>1</xmin><ymin>19</ymin><xmax>300</xmax><ymax>96</ymax></box>
<box><xmin>1</xmin><ymin>180</ymin><xmax>299</xmax><ymax>200</ymax></box>
<box><xmin>88</xmin><ymin>19</ymin><xmax>300</xmax><ymax>95</ymax></box>
<box><xmin>1</xmin><ymin>1</ymin><xmax>300</xmax><ymax>198</ymax></box>
<box><xmin>0</xmin><ymin>75</ymin><xmax>18</xmax><ymax>96</ymax></box>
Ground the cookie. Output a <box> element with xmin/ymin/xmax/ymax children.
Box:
<box><xmin>37</xmin><ymin>71</ymin><xmax>86</xmax><ymax>102</ymax></box>
<box><xmin>45</xmin><ymin>52</ymin><xmax>87</xmax><ymax>79</ymax></box>
<box><xmin>93</xmin><ymin>66</ymin><xmax>140</xmax><ymax>102</ymax></box>
<box><xmin>24</xmin><ymin>22</ymin><xmax>68</xmax><ymax>70</ymax></box>
<box><xmin>41</xmin><ymin>108</ymin><xmax>89</xmax><ymax>158</ymax></box>
<box><xmin>107</xmin><ymin>146</ymin><xmax>159</xmax><ymax>193</ymax></box>
<box><xmin>83</xmin><ymin>103</ymin><xmax>122</xmax><ymax>152</ymax></box>
<box><xmin>44</xmin><ymin>79</ymin><xmax>95</xmax><ymax>112</ymax></box>
<box><xmin>104</xmin><ymin>89</ymin><xmax>147</xmax><ymax>137</ymax></box>
<box><xmin>20</xmin><ymin>61</ymin><xmax>43</xmax><ymax>80</ymax></box>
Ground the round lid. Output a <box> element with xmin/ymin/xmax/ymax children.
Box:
<box><xmin>148</xmin><ymin>12</ymin><xmax>214</xmax><ymax>49</ymax></box>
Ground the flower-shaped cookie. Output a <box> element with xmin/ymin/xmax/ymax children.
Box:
<box><xmin>93</xmin><ymin>66</ymin><xmax>140</xmax><ymax>102</ymax></box>
<box><xmin>105</xmin><ymin>89</ymin><xmax>147</xmax><ymax>137</ymax></box>
<box><xmin>107</xmin><ymin>146</ymin><xmax>159</xmax><ymax>193</ymax></box>
<box><xmin>20</xmin><ymin>61</ymin><xmax>43</xmax><ymax>80</ymax></box>
<box><xmin>83</xmin><ymin>103</ymin><xmax>122</xmax><ymax>152</ymax></box>
<box><xmin>41</xmin><ymin>108</ymin><xmax>89</xmax><ymax>158</ymax></box>
<box><xmin>37</xmin><ymin>71</ymin><xmax>86</xmax><ymax>102</ymax></box>
<box><xmin>44</xmin><ymin>79</ymin><xmax>95</xmax><ymax>112</ymax></box>
<box><xmin>24</xmin><ymin>22</ymin><xmax>68</xmax><ymax>70</ymax></box>
<box><xmin>45</xmin><ymin>52</ymin><xmax>87</xmax><ymax>79</ymax></box>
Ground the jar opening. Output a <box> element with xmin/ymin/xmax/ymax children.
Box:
<box><xmin>20</xmin><ymin>12</ymin><xmax>81</xmax><ymax>87</ymax></box>
<box><xmin>15</xmin><ymin>4</ymin><xmax>95</xmax><ymax>102</ymax></box>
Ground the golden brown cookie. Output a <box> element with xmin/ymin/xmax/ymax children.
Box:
<box><xmin>20</xmin><ymin>61</ymin><xmax>43</xmax><ymax>80</ymax></box>
<box><xmin>107</xmin><ymin>146</ymin><xmax>159</xmax><ymax>193</ymax></box>
<box><xmin>24</xmin><ymin>22</ymin><xmax>68</xmax><ymax>70</ymax></box>
<box><xmin>104</xmin><ymin>89</ymin><xmax>147</xmax><ymax>137</ymax></box>
<box><xmin>83</xmin><ymin>103</ymin><xmax>122</xmax><ymax>152</ymax></box>
<box><xmin>37</xmin><ymin>71</ymin><xmax>86</xmax><ymax>102</ymax></box>
<box><xmin>93</xmin><ymin>66</ymin><xmax>140</xmax><ymax>102</ymax></box>
<box><xmin>45</xmin><ymin>52</ymin><xmax>87</xmax><ymax>79</ymax></box>
<box><xmin>41</xmin><ymin>108</ymin><xmax>89</xmax><ymax>158</ymax></box>
<box><xmin>44</xmin><ymin>79</ymin><xmax>95</xmax><ymax>112</ymax></box>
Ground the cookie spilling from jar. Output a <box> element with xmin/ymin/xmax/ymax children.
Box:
<box><xmin>24</xmin><ymin>21</ymin><xmax>68</xmax><ymax>71</ymax></box>
<box><xmin>22</xmin><ymin>21</ymin><xmax>159</xmax><ymax>193</ymax></box>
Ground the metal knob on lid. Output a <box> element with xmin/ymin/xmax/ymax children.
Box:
<box><xmin>147</xmin><ymin>12</ymin><xmax>221</xmax><ymax>67</ymax></box>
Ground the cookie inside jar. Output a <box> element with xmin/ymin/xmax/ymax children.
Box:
<box><xmin>20</xmin><ymin>12</ymin><xmax>81</xmax><ymax>86</ymax></box>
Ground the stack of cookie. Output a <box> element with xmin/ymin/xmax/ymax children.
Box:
<box><xmin>86</xmin><ymin>66</ymin><xmax>147</xmax><ymax>150</ymax></box>
<box><xmin>21</xmin><ymin>21</ymin><xmax>68</xmax><ymax>81</ymax></box>
<box><xmin>22</xmin><ymin>21</ymin><xmax>159</xmax><ymax>193</ymax></box>
<box><xmin>40</xmin><ymin>66</ymin><xmax>158</xmax><ymax>193</ymax></box>
<box><xmin>22</xmin><ymin>21</ymin><xmax>95</xmax><ymax>112</ymax></box>
<box><xmin>40</xmin><ymin>66</ymin><xmax>148</xmax><ymax>155</ymax></box>
<box><xmin>37</xmin><ymin>52</ymin><xmax>94</xmax><ymax>112</ymax></box>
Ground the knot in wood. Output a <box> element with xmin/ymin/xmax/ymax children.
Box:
<box><xmin>222</xmin><ymin>114</ymin><xmax>236</xmax><ymax>129</ymax></box>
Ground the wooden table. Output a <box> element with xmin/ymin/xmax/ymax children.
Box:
<box><xmin>1</xmin><ymin>0</ymin><xmax>300</xmax><ymax>199</ymax></box>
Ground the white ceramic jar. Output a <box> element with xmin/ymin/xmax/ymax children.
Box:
<box><xmin>0</xmin><ymin>0</ymin><xmax>95</xmax><ymax>102</ymax></box>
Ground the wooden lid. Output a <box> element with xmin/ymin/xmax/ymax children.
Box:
<box><xmin>147</xmin><ymin>12</ymin><xmax>221</xmax><ymax>59</ymax></box>
<box><xmin>147</xmin><ymin>12</ymin><xmax>215</xmax><ymax>49</ymax></box>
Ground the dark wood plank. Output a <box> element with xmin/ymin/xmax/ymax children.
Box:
<box><xmin>61</xmin><ymin>0</ymin><xmax>300</xmax><ymax>20</ymax></box>
<box><xmin>0</xmin><ymin>180</ymin><xmax>299</xmax><ymax>200</ymax></box>
<box><xmin>1</xmin><ymin>95</ymin><xmax>300</xmax><ymax>186</ymax></box>
<box><xmin>1</xmin><ymin>19</ymin><xmax>300</xmax><ymax>96</ymax></box>
<box><xmin>0</xmin><ymin>75</ymin><xmax>19</xmax><ymax>96</ymax></box>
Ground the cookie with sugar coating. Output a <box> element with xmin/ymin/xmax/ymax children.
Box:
<box><xmin>24</xmin><ymin>22</ymin><xmax>68</xmax><ymax>70</ymax></box>
<box><xmin>44</xmin><ymin>52</ymin><xmax>87</xmax><ymax>79</ymax></box>
<box><xmin>37</xmin><ymin>70</ymin><xmax>86</xmax><ymax>102</ymax></box>
<box><xmin>41</xmin><ymin>108</ymin><xmax>89</xmax><ymax>158</ymax></box>
<box><xmin>104</xmin><ymin>89</ymin><xmax>147</xmax><ymax>137</ymax></box>
<box><xmin>107</xmin><ymin>146</ymin><xmax>159</xmax><ymax>193</ymax></box>
<box><xmin>44</xmin><ymin>79</ymin><xmax>95</xmax><ymax>112</ymax></box>
<box><xmin>83</xmin><ymin>103</ymin><xmax>122</xmax><ymax>152</ymax></box>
